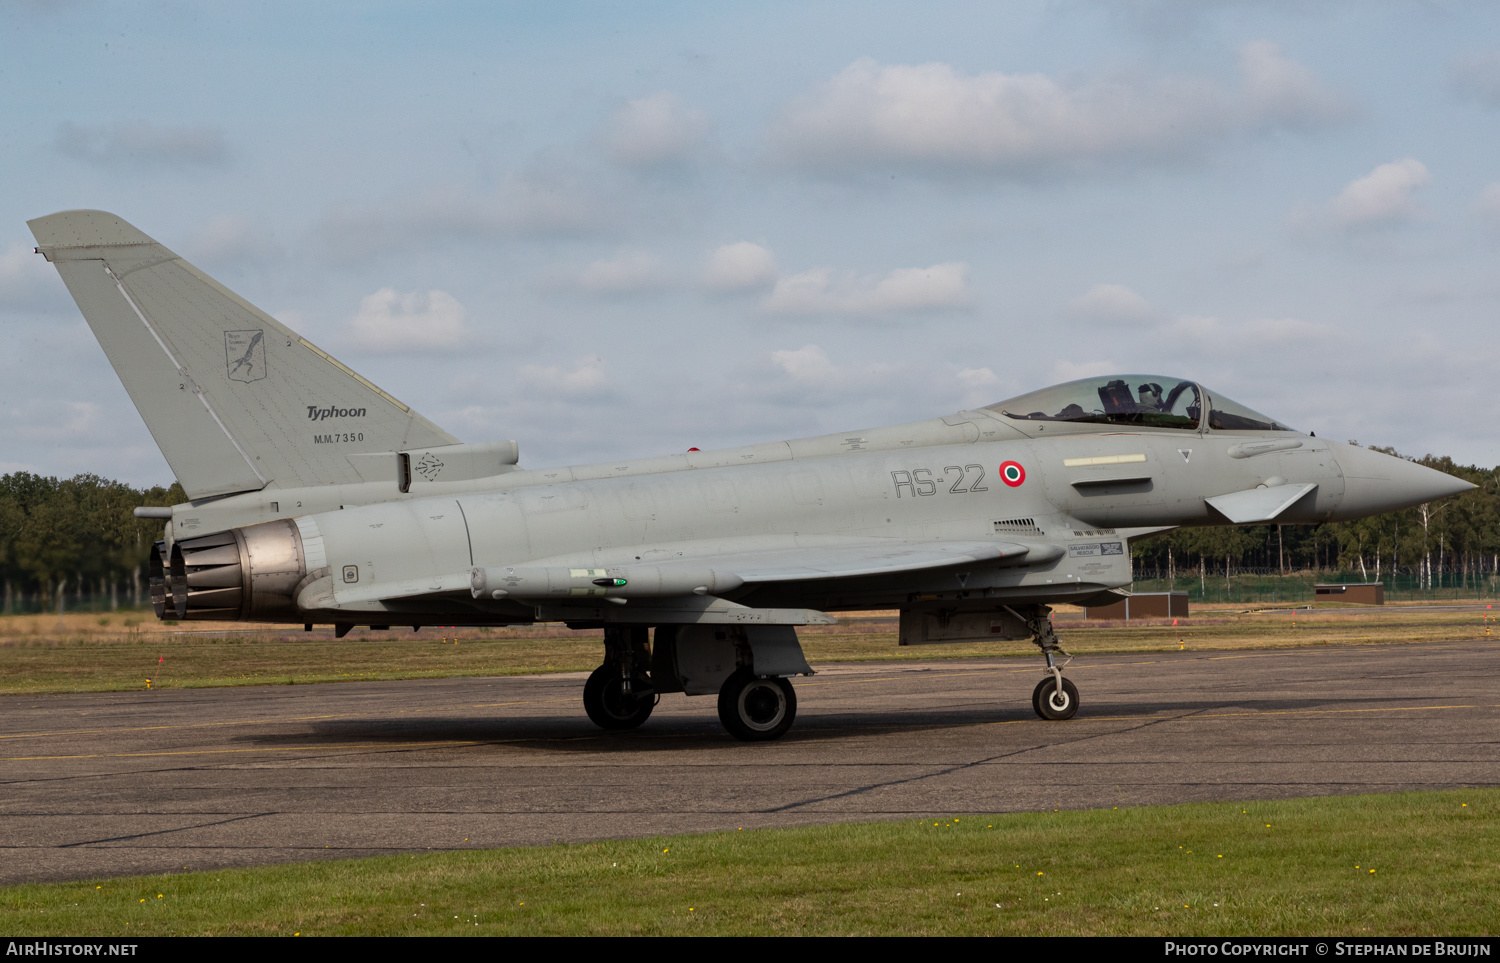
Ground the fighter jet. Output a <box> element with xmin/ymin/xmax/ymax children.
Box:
<box><xmin>28</xmin><ymin>210</ymin><xmax>1474</xmax><ymax>740</ymax></box>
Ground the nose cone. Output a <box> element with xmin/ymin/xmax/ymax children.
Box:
<box><xmin>1331</xmin><ymin>443</ymin><xmax>1476</xmax><ymax>520</ymax></box>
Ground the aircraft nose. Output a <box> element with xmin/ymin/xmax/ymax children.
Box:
<box><xmin>1331</xmin><ymin>443</ymin><xmax>1476</xmax><ymax>520</ymax></box>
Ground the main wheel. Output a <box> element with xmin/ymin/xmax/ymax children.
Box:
<box><xmin>717</xmin><ymin>669</ymin><xmax>797</xmax><ymax>741</ymax></box>
<box><xmin>583</xmin><ymin>664</ymin><xmax>654</xmax><ymax>730</ymax></box>
<box><xmin>1032</xmin><ymin>676</ymin><xmax>1079</xmax><ymax>721</ymax></box>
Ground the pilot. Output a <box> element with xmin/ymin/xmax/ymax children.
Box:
<box><xmin>1137</xmin><ymin>382</ymin><xmax>1163</xmax><ymax>410</ymax></box>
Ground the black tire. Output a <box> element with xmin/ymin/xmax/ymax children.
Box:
<box><xmin>717</xmin><ymin>669</ymin><xmax>797</xmax><ymax>741</ymax></box>
<box><xmin>1032</xmin><ymin>676</ymin><xmax>1079</xmax><ymax>721</ymax></box>
<box><xmin>583</xmin><ymin>664</ymin><xmax>654</xmax><ymax>730</ymax></box>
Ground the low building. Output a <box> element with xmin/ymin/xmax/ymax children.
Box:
<box><xmin>1314</xmin><ymin>583</ymin><xmax>1384</xmax><ymax>605</ymax></box>
<box><xmin>1084</xmin><ymin>592</ymin><xmax>1189</xmax><ymax>620</ymax></box>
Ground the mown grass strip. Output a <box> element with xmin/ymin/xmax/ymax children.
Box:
<box><xmin>3</xmin><ymin>790</ymin><xmax>1496</xmax><ymax>936</ymax></box>
<box><xmin>2</xmin><ymin>605</ymin><xmax>1496</xmax><ymax>695</ymax></box>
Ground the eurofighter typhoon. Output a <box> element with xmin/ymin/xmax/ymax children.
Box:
<box><xmin>28</xmin><ymin>210</ymin><xmax>1473</xmax><ymax>740</ymax></box>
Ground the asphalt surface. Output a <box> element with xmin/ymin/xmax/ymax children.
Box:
<box><xmin>3</xmin><ymin>640</ymin><xmax>1498</xmax><ymax>885</ymax></box>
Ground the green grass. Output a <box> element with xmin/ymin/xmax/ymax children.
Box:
<box><xmin>4</xmin><ymin>790</ymin><xmax>1496</xmax><ymax>936</ymax></box>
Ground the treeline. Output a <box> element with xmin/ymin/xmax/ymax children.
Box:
<box><xmin>2</xmin><ymin>450</ymin><xmax>1497</xmax><ymax>613</ymax></box>
<box><xmin>1132</xmin><ymin>452</ymin><xmax>1500</xmax><ymax>586</ymax></box>
<box><xmin>0</xmin><ymin>473</ymin><xmax>183</xmax><ymax>613</ymax></box>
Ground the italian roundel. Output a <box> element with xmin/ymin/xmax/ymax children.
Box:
<box><xmin>999</xmin><ymin>460</ymin><xmax>1026</xmax><ymax>487</ymax></box>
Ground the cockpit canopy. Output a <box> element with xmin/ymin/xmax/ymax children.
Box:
<box><xmin>985</xmin><ymin>375</ymin><xmax>1293</xmax><ymax>432</ymax></box>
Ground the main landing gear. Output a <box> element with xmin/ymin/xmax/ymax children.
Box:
<box><xmin>1019</xmin><ymin>605</ymin><xmax>1079</xmax><ymax>721</ymax></box>
<box><xmin>583</xmin><ymin>664</ymin><xmax>654</xmax><ymax>730</ymax></box>
<box><xmin>717</xmin><ymin>668</ymin><xmax>797</xmax><ymax>741</ymax></box>
<box><xmin>583</xmin><ymin>626</ymin><xmax>655</xmax><ymax>730</ymax></box>
<box><xmin>583</xmin><ymin>625</ymin><xmax>803</xmax><ymax>740</ymax></box>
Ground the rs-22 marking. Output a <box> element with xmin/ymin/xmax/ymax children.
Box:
<box><xmin>891</xmin><ymin>465</ymin><xmax>987</xmax><ymax>497</ymax></box>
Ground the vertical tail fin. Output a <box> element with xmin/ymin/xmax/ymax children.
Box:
<box><xmin>29</xmin><ymin>210</ymin><xmax>459</xmax><ymax>499</ymax></box>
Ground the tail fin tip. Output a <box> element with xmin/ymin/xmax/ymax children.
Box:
<box><xmin>28</xmin><ymin>209</ymin><xmax>158</xmax><ymax>251</ymax></box>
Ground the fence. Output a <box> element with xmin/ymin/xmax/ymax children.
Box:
<box><xmin>1</xmin><ymin>580</ymin><xmax>146</xmax><ymax>616</ymax></box>
<box><xmin>4</xmin><ymin>571</ymin><xmax>1497</xmax><ymax>615</ymax></box>
<box><xmin>1130</xmin><ymin>571</ymin><xmax>1499</xmax><ymax>604</ymax></box>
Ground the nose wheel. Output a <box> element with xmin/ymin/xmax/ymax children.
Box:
<box><xmin>1032</xmin><ymin>675</ymin><xmax>1079</xmax><ymax>720</ymax></box>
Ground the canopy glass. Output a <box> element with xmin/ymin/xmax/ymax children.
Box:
<box><xmin>985</xmin><ymin>376</ymin><xmax>1293</xmax><ymax>432</ymax></box>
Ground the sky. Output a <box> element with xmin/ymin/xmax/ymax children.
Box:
<box><xmin>3</xmin><ymin>1</ymin><xmax>1499</xmax><ymax>488</ymax></box>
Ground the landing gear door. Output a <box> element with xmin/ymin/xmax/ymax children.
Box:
<box><xmin>899</xmin><ymin>607</ymin><xmax>1032</xmax><ymax>645</ymax></box>
<box><xmin>745</xmin><ymin>625</ymin><xmax>812</xmax><ymax>677</ymax></box>
<box><xmin>669</xmin><ymin>624</ymin><xmax>812</xmax><ymax>695</ymax></box>
<box><xmin>672</xmin><ymin>625</ymin><xmax>740</xmax><ymax>695</ymax></box>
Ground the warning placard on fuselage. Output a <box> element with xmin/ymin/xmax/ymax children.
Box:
<box><xmin>1067</xmin><ymin>541</ymin><xmax>1124</xmax><ymax>558</ymax></box>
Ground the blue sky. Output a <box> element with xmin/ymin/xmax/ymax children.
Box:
<box><xmin>3</xmin><ymin>1</ymin><xmax>1499</xmax><ymax>486</ymax></box>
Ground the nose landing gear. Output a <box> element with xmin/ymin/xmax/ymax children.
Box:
<box><xmin>1032</xmin><ymin>675</ymin><xmax>1078</xmax><ymax>720</ymax></box>
<box><xmin>1012</xmin><ymin>605</ymin><xmax>1079</xmax><ymax>721</ymax></box>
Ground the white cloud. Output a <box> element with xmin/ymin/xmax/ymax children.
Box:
<box><xmin>1067</xmin><ymin>283</ymin><xmax>1155</xmax><ymax>323</ymax></box>
<box><xmin>760</xmin><ymin>344</ymin><xmax>899</xmax><ymax>404</ymax></box>
<box><xmin>704</xmin><ymin>242</ymin><xmax>776</xmax><ymax>292</ymax></box>
<box><xmin>955</xmin><ymin>366</ymin><xmax>1000</xmax><ymax>408</ymax></box>
<box><xmin>763</xmin><ymin>262</ymin><xmax>971</xmax><ymax>316</ymax></box>
<box><xmin>347</xmin><ymin>288</ymin><xmax>469</xmax><ymax>353</ymax></box>
<box><xmin>1042</xmin><ymin>297</ymin><xmax>1332</xmax><ymax>389</ymax></box>
<box><xmin>603</xmin><ymin>92</ymin><xmax>710</xmax><ymax>166</ymax></box>
<box><xmin>769</xmin><ymin>43</ymin><xmax>1345</xmax><ymax>173</ymax></box>
<box><xmin>54</xmin><ymin>121</ymin><xmax>228</xmax><ymax>167</ymax></box>
<box><xmin>576</xmin><ymin>250</ymin><xmax>669</xmax><ymax>294</ymax></box>
<box><xmin>519</xmin><ymin>355</ymin><xmax>612</xmax><ymax>400</ymax></box>
<box><xmin>729</xmin><ymin>350</ymin><xmax>1014</xmax><ymax>434</ymax></box>
<box><xmin>771</xmin><ymin>344</ymin><xmax>838</xmax><ymax>383</ymax></box>
<box><xmin>1236</xmin><ymin>40</ymin><xmax>1343</xmax><ymax>123</ymax></box>
<box><xmin>1327</xmin><ymin>158</ymin><xmax>1430</xmax><ymax>229</ymax></box>
<box><xmin>956</xmin><ymin>366</ymin><xmax>997</xmax><ymax>389</ymax></box>
<box><xmin>1450</xmin><ymin>52</ymin><xmax>1500</xmax><ymax>108</ymax></box>
<box><xmin>1476</xmin><ymin>183</ymin><xmax>1500</xmax><ymax>225</ymax></box>
<box><xmin>271</xmin><ymin>308</ymin><xmax>319</xmax><ymax>339</ymax></box>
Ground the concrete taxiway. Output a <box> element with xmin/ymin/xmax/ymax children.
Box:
<box><xmin>3</xmin><ymin>640</ymin><xmax>1497</xmax><ymax>885</ymax></box>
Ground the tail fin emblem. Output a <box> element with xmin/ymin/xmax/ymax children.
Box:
<box><xmin>225</xmin><ymin>329</ymin><xmax>267</xmax><ymax>383</ymax></box>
